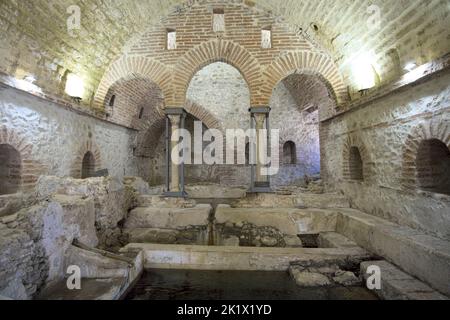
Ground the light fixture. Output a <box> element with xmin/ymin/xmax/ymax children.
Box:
<box><xmin>12</xmin><ymin>73</ymin><xmax>42</xmax><ymax>94</ymax></box>
<box><xmin>23</xmin><ymin>75</ymin><xmax>36</xmax><ymax>83</ymax></box>
<box><xmin>352</xmin><ymin>54</ymin><xmax>378</xmax><ymax>91</ymax></box>
<box><xmin>404</xmin><ymin>62</ymin><xmax>417</xmax><ymax>72</ymax></box>
<box><xmin>65</xmin><ymin>73</ymin><xmax>84</xmax><ymax>99</ymax></box>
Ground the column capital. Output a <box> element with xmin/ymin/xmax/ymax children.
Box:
<box><xmin>249</xmin><ymin>106</ymin><xmax>271</xmax><ymax>114</ymax></box>
<box><xmin>164</xmin><ymin>107</ymin><xmax>187</xmax><ymax>116</ymax></box>
<box><xmin>254</xmin><ymin>113</ymin><xmax>266</xmax><ymax>127</ymax></box>
<box><xmin>167</xmin><ymin>114</ymin><xmax>181</xmax><ymax>127</ymax></box>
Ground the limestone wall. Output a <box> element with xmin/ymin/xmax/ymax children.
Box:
<box><xmin>322</xmin><ymin>71</ymin><xmax>450</xmax><ymax>240</ymax></box>
<box><xmin>149</xmin><ymin>62</ymin><xmax>324</xmax><ymax>187</ymax></box>
<box><xmin>0</xmin><ymin>194</ymin><xmax>97</xmax><ymax>299</ymax></box>
<box><xmin>0</xmin><ymin>176</ymin><xmax>137</xmax><ymax>299</ymax></box>
<box><xmin>0</xmin><ymin>86</ymin><xmax>140</xmax><ymax>184</ymax></box>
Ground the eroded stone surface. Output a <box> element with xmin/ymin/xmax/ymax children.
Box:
<box><xmin>360</xmin><ymin>260</ymin><xmax>448</xmax><ymax>300</ymax></box>
<box><xmin>289</xmin><ymin>269</ymin><xmax>332</xmax><ymax>287</ymax></box>
<box><xmin>36</xmin><ymin>176</ymin><xmax>133</xmax><ymax>249</ymax></box>
<box><xmin>125</xmin><ymin>205</ymin><xmax>211</xmax><ymax>230</ymax></box>
<box><xmin>333</xmin><ymin>271</ymin><xmax>361</xmax><ymax>286</ymax></box>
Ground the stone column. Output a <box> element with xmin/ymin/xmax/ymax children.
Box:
<box><xmin>168</xmin><ymin>114</ymin><xmax>181</xmax><ymax>192</ymax></box>
<box><xmin>254</xmin><ymin>113</ymin><xmax>267</xmax><ymax>184</ymax></box>
<box><xmin>249</xmin><ymin>107</ymin><xmax>272</xmax><ymax>193</ymax></box>
<box><xmin>164</xmin><ymin>108</ymin><xmax>187</xmax><ymax>198</ymax></box>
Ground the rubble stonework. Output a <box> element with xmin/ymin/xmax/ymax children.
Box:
<box><xmin>0</xmin><ymin>176</ymin><xmax>138</xmax><ymax>299</ymax></box>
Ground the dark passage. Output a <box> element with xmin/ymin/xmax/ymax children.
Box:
<box><xmin>126</xmin><ymin>269</ymin><xmax>378</xmax><ymax>300</ymax></box>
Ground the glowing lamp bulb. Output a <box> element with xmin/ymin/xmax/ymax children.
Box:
<box><xmin>353</xmin><ymin>55</ymin><xmax>377</xmax><ymax>91</ymax></box>
<box><xmin>65</xmin><ymin>73</ymin><xmax>85</xmax><ymax>98</ymax></box>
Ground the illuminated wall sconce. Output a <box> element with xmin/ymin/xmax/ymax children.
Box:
<box><xmin>352</xmin><ymin>54</ymin><xmax>379</xmax><ymax>94</ymax></box>
<box><xmin>404</xmin><ymin>62</ymin><xmax>417</xmax><ymax>72</ymax></box>
<box><xmin>65</xmin><ymin>73</ymin><xmax>84</xmax><ymax>102</ymax></box>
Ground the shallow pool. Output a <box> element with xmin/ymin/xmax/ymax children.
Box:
<box><xmin>126</xmin><ymin>269</ymin><xmax>378</xmax><ymax>300</ymax></box>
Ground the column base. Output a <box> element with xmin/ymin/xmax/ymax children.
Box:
<box><xmin>163</xmin><ymin>191</ymin><xmax>188</xmax><ymax>198</ymax></box>
<box><xmin>248</xmin><ymin>182</ymin><xmax>273</xmax><ymax>194</ymax></box>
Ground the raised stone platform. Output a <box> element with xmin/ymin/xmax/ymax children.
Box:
<box><xmin>38</xmin><ymin>245</ymin><xmax>144</xmax><ymax>300</ymax></box>
<box><xmin>120</xmin><ymin>243</ymin><xmax>371</xmax><ymax>271</ymax></box>
<box><xmin>231</xmin><ymin>193</ymin><xmax>350</xmax><ymax>209</ymax></box>
<box><xmin>215</xmin><ymin>205</ymin><xmax>337</xmax><ymax>235</ymax></box>
<box><xmin>212</xmin><ymin>205</ymin><xmax>450</xmax><ymax>297</ymax></box>
<box><xmin>125</xmin><ymin>204</ymin><xmax>212</xmax><ymax>230</ymax></box>
<box><xmin>336</xmin><ymin>208</ymin><xmax>450</xmax><ymax>297</ymax></box>
<box><xmin>360</xmin><ymin>260</ymin><xmax>448</xmax><ymax>300</ymax></box>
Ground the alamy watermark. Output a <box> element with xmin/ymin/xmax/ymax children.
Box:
<box><xmin>66</xmin><ymin>265</ymin><xmax>81</xmax><ymax>290</ymax></box>
<box><xmin>67</xmin><ymin>5</ymin><xmax>81</xmax><ymax>37</ymax></box>
<box><xmin>366</xmin><ymin>265</ymin><xmax>382</xmax><ymax>290</ymax></box>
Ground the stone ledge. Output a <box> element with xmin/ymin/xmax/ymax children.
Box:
<box><xmin>360</xmin><ymin>260</ymin><xmax>448</xmax><ymax>300</ymax></box>
<box><xmin>215</xmin><ymin>206</ymin><xmax>337</xmax><ymax>235</ymax></box>
<box><xmin>121</xmin><ymin>243</ymin><xmax>371</xmax><ymax>271</ymax></box>
<box><xmin>125</xmin><ymin>204</ymin><xmax>212</xmax><ymax>229</ymax></box>
<box><xmin>336</xmin><ymin>208</ymin><xmax>450</xmax><ymax>296</ymax></box>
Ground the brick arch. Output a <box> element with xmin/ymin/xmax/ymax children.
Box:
<box><xmin>172</xmin><ymin>39</ymin><xmax>262</xmax><ymax>107</ymax></box>
<box><xmin>184</xmin><ymin>100</ymin><xmax>223</xmax><ymax>132</ymax></box>
<box><xmin>134</xmin><ymin>99</ymin><xmax>223</xmax><ymax>158</ymax></box>
<box><xmin>401</xmin><ymin>121</ymin><xmax>450</xmax><ymax>190</ymax></box>
<box><xmin>260</xmin><ymin>51</ymin><xmax>348</xmax><ymax>106</ymax></box>
<box><xmin>94</xmin><ymin>56</ymin><xmax>174</xmax><ymax>110</ymax></box>
<box><xmin>0</xmin><ymin>126</ymin><xmax>46</xmax><ymax>192</ymax></box>
<box><xmin>342</xmin><ymin>134</ymin><xmax>373</xmax><ymax>182</ymax></box>
<box><xmin>70</xmin><ymin>139</ymin><xmax>102</xmax><ymax>179</ymax></box>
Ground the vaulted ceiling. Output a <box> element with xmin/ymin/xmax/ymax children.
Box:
<box><xmin>0</xmin><ymin>0</ymin><xmax>449</xmax><ymax>103</ymax></box>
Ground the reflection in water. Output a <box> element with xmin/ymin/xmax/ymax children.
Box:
<box><xmin>126</xmin><ymin>269</ymin><xmax>378</xmax><ymax>300</ymax></box>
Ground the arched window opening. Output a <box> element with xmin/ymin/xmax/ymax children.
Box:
<box><xmin>282</xmin><ymin>141</ymin><xmax>297</xmax><ymax>165</ymax></box>
<box><xmin>0</xmin><ymin>144</ymin><xmax>22</xmax><ymax>195</ymax></box>
<box><xmin>349</xmin><ymin>147</ymin><xmax>363</xmax><ymax>181</ymax></box>
<box><xmin>245</xmin><ymin>142</ymin><xmax>250</xmax><ymax>165</ymax></box>
<box><xmin>416</xmin><ymin>139</ymin><xmax>450</xmax><ymax>195</ymax></box>
<box><xmin>81</xmin><ymin>151</ymin><xmax>96</xmax><ymax>179</ymax></box>
<box><xmin>138</xmin><ymin>107</ymin><xmax>145</xmax><ymax>119</ymax></box>
<box><xmin>109</xmin><ymin>94</ymin><xmax>116</xmax><ymax>107</ymax></box>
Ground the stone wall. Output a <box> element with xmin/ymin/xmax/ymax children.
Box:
<box><xmin>2</xmin><ymin>0</ymin><xmax>448</xmax><ymax>110</ymax></box>
<box><xmin>0</xmin><ymin>176</ymin><xmax>138</xmax><ymax>299</ymax></box>
<box><xmin>0</xmin><ymin>194</ymin><xmax>97</xmax><ymax>299</ymax></box>
<box><xmin>94</xmin><ymin>1</ymin><xmax>346</xmax><ymax>119</ymax></box>
<box><xmin>321</xmin><ymin>70</ymin><xmax>450</xmax><ymax>240</ymax></box>
<box><xmin>148</xmin><ymin>62</ymin><xmax>325</xmax><ymax>187</ymax></box>
<box><xmin>0</xmin><ymin>85</ymin><xmax>141</xmax><ymax>184</ymax></box>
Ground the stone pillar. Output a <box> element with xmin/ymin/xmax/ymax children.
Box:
<box><xmin>168</xmin><ymin>114</ymin><xmax>181</xmax><ymax>192</ymax></box>
<box><xmin>254</xmin><ymin>113</ymin><xmax>267</xmax><ymax>184</ymax></box>
<box><xmin>249</xmin><ymin>107</ymin><xmax>272</xmax><ymax>193</ymax></box>
<box><xmin>164</xmin><ymin>108</ymin><xmax>187</xmax><ymax>198</ymax></box>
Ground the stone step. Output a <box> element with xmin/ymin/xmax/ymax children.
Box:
<box><xmin>186</xmin><ymin>185</ymin><xmax>247</xmax><ymax>199</ymax></box>
<box><xmin>136</xmin><ymin>195</ymin><xmax>196</xmax><ymax>208</ymax></box>
<box><xmin>120</xmin><ymin>243</ymin><xmax>372</xmax><ymax>271</ymax></box>
<box><xmin>215</xmin><ymin>205</ymin><xmax>338</xmax><ymax>235</ymax></box>
<box><xmin>38</xmin><ymin>277</ymin><xmax>128</xmax><ymax>300</ymax></box>
<box><xmin>125</xmin><ymin>204</ymin><xmax>212</xmax><ymax>229</ymax></box>
<box><xmin>123</xmin><ymin>227</ymin><xmax>207</xmax><ymax>246</ymax></box>
<box><xmin>317</xmin><ymin>232</ymin><xmax>360</xmax><ymax>248</ymax></box>
<box><xmin>231</xmin><ymin>193</ymin><xmax>350</xmax><ymax>209</ymax></box>
<box><xmin>38</xmin><ymin>245</ymin><xmax>144</xmax><ymax>300</ymax></box>
<box><xmin>360</xmin><ymin>260</ymin><xmax>448</xmax><ymax>300</ymax></box>
<box><xmin>335</xmin><ymin>208</ymin><xmax>450</xmax><ymax>297</ymax></box>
